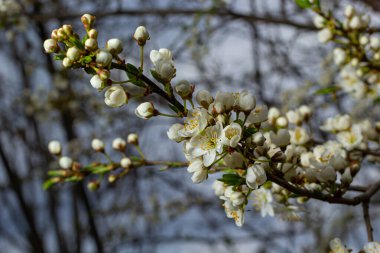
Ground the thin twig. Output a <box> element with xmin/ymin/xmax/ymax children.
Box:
<box><xmin>362</xmin><ymin>200</ymin><xmax>374</xmax><ymax>242</ymax></box>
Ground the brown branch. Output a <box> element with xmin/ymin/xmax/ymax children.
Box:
<box><xmin>27</xmin><ymin>8</ymin><xmax>318</xmax><ymax>31</ymax></box>
<box><xmin>362</xmin><ymin>200</ymin><xmax>374</xmax><ymax>242</ymax></box>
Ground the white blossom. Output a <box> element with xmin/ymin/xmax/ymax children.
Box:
<box><xmin>221</xmin><ymin>122</ymin><xmax>242</xmax><ymax>148</ymax></box>
<box><xmin>167</xmin><ymin>123</ymin><xmax>185</xmax><ymax>142</ymax></box>
<box><xmin>150</xmin><ymin>48</ymin><xmax>175</xmax><ymax>81</ymax></box>
<box><xmin>329</xmin><ymin>238</ymin><xmax>349</xmax><ymax>253</ymax></box>
<box><xmin>246</xmin><ymin>164</ymin><xmax>267</xmax><ymax>189</ymax></box>
<box><xmin>112</xmin><ymin>138</ymin><xmax>126</xmax><ymax>151</ymax></box>
<box><xmin>196</xmin><ymin>90</ymin><xmax>213</xmax><ymax>108</ymax></box>
<box><xmin>189</xmin><ymin>122</ymin><xmax>224</xmax><ymax>166</ymax></box>
<box><xmin>252</xmin><ymin>188</ymin><xmax>274</xmax><ymax>217</ymax></box>
<box><xmin>337</xmin><ymin>125</ymin><xmax>363</xmax><ymax>150</ymax></box>
<box><xmin>90</xmin><ymin>75</ymin><xmax>106</xmax><ymax>90</ymax></box>
<box><xmin>245</xmin><ymin>105</ymin><xmax>268</xmax><ymax>125</ymax></box>
<box><xmin>313</xmin><ymin>15</ymin><xmax>325</xmax><ymax>29</ymax></box>
<box><xmin>212</xmin><ymin>180</ymin><xmax>225</xmax><ymax>196</ymax></box>
<box><xmin>318</xmin><ymin>28</ymin><xmax>333</xmax><ymax>43</ymax></box>
<box><xmin>363</xmin><ymin>242</ymin><xmax>380</xmax><ymax>253</ymax></box>
<box><xmin>104</xmin><ymin>85</ymin><xmax>127</xmax><ymax>107</ymax></box>
<box><xmin>135</xmin><ymin>102</ymin><xmax>156</xmax><ymax>119</ymax></box>
<box><xmin>91</xmin><ymin>138</ymin><xmax>105</xmax><ymax>152</ymax></box>
<box><xmin>120</xmin><ymin>157</ymin><xmax>132</xmax><ymax>169</ymax></box>
<box><xmin>187</xmin><ymin>159</ymin><xmax>208</xmax><ymax>183</ymax></box>
<box><xmin>237</xmin><ymin>90</ymin><xmax>256</xmax><ymax>112</ymax></box>
<box><xmin>269</xmin><ymin>129</ymin><xmax>290</xmax><ymax>147</ymax></box>
<box><xmin>106</xmin><ymin>38</ymin><xmax>123</xmax><ymax>54</ymax></box>
<box><xmin>66</xmin><ymin>47</ymin><xmax>81</xmax><ymax>61</ymax></box>
<box><xmin>48</xmin><ymin>140</ymin><xmax>61</xmax><ymax>155</ymax></box>
<box><xmin>290</xmin><ymin>127</ymin><xmax>310</xmax><ymax>145</ymax></box>
<box><xmin>333</xmin><ymin>48</ymin><xmax>346</xmax><ymax>65</ymax></box>
<box><xmin>96</xmin><ymin>49</ymin><xmax>113</xmax><ymax>66</ymax></box>
<box><xmin>59</xmin><ymin>156</ymin><xmax>73</xmax><ymax>169</ymax></box>
<box><xmin>178</xmin><ymin>108</ymin><xmax>208</xmax><ymax>137</ymax></box>
<box><xmin>43</xmin><ymin>39</ymin><xmax>58</xmax><ymax>53</ymax></box>
<box><xmin>133</xmin><ymin>26</ymin><xmax>150</xmax><ymax>46</ymax></box>
<box><xmin>127</xmin><ymin>133</ymin><xmax>139</xmax><ymax>145</ymax></box>
<box><xmin>370</xmin><ymin>37</ymin><xmax>380</xmax><ymax>50</ymax></box>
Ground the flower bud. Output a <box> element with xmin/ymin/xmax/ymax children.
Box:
<box><xmin>104</xmin><ymin>85</ymin><xmax>127</xmax><ymax>107</ymax></box>
<box><xmin>87</xmin><ymin>180</ymin><xmax>100</xmax><ymax>191</ymax></box>
<box><xmin>62</xmin><ymin>57</ymin><xmax>73</xmax><ymax>68</ymax></box>
<box><xmin>57</xmin><ymin>28</ymin><xmax>67</xmax><ymax>41</ymax></box>
<box><xmin>91</xmin><ymin>138</ymin><xmax>105</xmax><ymax>152</ymax></box>
<box><xmin>135</xmin><ymin>102</ymin><xmax>156</xmax><ymax>119</ymax></box>
<box><xmin>90</xmin><ymin>75</ymin><xmax>106</xmax><ymax>90</ymax></box>
<box><xmin>268</xmin><ymin>107</ymin><xmax>280</xmax><ymax>124</ymax></box>
<box><xmin>85</xmin><ymin>38</ymin><xmax>98</xmax><ymax>51</ymax></box>
<box><xmin>87</xmin><ymin>29</ymin><xmax>98</xmax><ymax>39</ymax></box>
<box><xmin>133</xmin><ymin>26</ymin><xmax>150</xmax><ymax>46</ymax></box>
<box><xmin>59</xmin><ymin>156</ymin><xmax>73</xmax><ymax>169</ymax></box>
<box><xmin>156</xmin><ymin>62</ymin><xmax>176</xmax><ymax>81</ymax></box>
<box><xmin>360</xmin><ymin>36</ymin><xmax>369</xmax><ymax>45</ymax></box>
<box><xmin>127</xmin><ymin>133</ymin><xmax>139</xmax><ymax>145</ymax></box>
<box><xmin>349</xmin><ymin>16</ymin><xmax>361</xmax><ymax>29</ymax></box>
<box><xmin>341</xmin><ymin>168</ymin><xmax>352</xmax><ymax>185</ymax></box>
<box><xmin>212</xmin><ymin>180</ymin><xmax>225</xmax><ymax>196</ymax></box>
<box><xmin>120</xmin><ymin>157</ymin><xmax>132</xmax><ymax>169</ymax></box>
<box><xmin>196</xmin><ymin>90</ymin><xmax>213</xmax><ymax>108</ymax></box>
<box><xmin>318</xmin><ymin>28</ymin><xmax>333</xmax><ymax>43</ymax></box>
<box><xmin>62</xmin><ymin>24</ymin><xmax>73</xmax><ymax>35</ymax></box>
<box><xmin>66</xmin><ymin>47</ymin><xmax>81</xmax><ymax>61</ymax></box>
<box><xmin>333</xmin><ymin>48</ymin><xmax>346</xmax><ymax>65</ymax></box>
<box><xmin>298</xmin><ymin>105</ymin><xmax>311</xmax><ymax>121</ymax></box>
<box><xmin>269</xmin><ymin>129</ymin><xmax>290</xmax><ymax>147</ymax></box>
<box><xmin>370</xmin><ymin>37</ymin><xmax>380</xmax><ymax>50</ymax></box>
<box><xmin>108</xmin><ymin>174</ymin><xmax>117</xmax><ymax>183</ymax></box>
<box><xmin>344</xmin><ymin>5</ymin><xmax>355</xmax><ymax>18</ymax></box>
<box><xmin>106</xmin><ymin>38</ymin><xmax>123</xmax><ymax>55</ymax></box>
<box><xmin>51</xmin><ymin>29</ymin><xmax>59</xmax><ymax>40</ymax></box>
<box><xmin>48</xmin><ymin>140</ymin><xmax>61</xmax><ymax>155</ymax></box>
<box><xmin>96</xmin><ymin>49</ymin><xmax>113</xmax><ymax>67</ymax></box>
<box><xmin>175</xmin><ymin>80</ymin><xmax>193</xmax><ymax>99</ymax></box>
<box><xmin>112</xmin><ymin>138</ymin><xmax>126</xmax><ymax>151</ymax></box>
<box><xmin>81</xmin><ymin>14</ymin><xmax>95</xmax><ymax>30</ymax></box>
<box><xmin>43</xmin><ymin>39</ymin><xmax>59</xmax><ymax>53</ymax></box>
<box><xmin>313</xmin><ymin>15</ymin><xmax>325</xmax><ymax>29</ymax></box>
<box><xmin>276</xmin><ymin>116</ymin><xmax>288</xmax><ymax>128</ymax></box>
<box><xmin>167</xmin><ymin>124</ymin><xmax>185</xmax><ymax>142</ymax></box>
<box><xmin>237</xmin><ymin>90</ymin><xmax>256</xmax><ymax>112</ymax></box>
<box><xmin>252</xmin><ymin>132</ymin><xmax>265</xmax><ymax>146</ymax></box>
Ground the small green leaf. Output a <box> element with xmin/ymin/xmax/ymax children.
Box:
<box><xmin>54</xmin><ymin>54</ymin><xmax>65</xmax><ymax>61</ymax></box>
<box><xmin>217</xmin><ymin>173</ymin><xmax>245</xmax><ymax>186</ymax></box>
<box><xmin>91</xmin><ymin>165</ymin><xmax>112</xmax><ymax>174</ymax></box>
<box><xmin>43</xmin><ymin>178</ymin><xmax>59</xmax><ymax>190</ymax></box>
<box><xmin>314</xmin><ymin>86</ymin><xmax>339</xmax><ymax>95</ymax></box>
<box><xmin>82</xmin><ymin>55</ymin><xmax>93</xmax><ymax>64</ymax></box>
<box><xmin>64</xmin><ymin>176</ymin><xmax>83</xmax><ymax>182</ymax></box>
<box><xmin>126</xmin><ymin>63</ymin><xmax>140</xmax><ymax>75</ymax></box>
<box><xmin>295</xmin><ymin>0</ymin><xmax>312</xmax><ymax>8</ymax></box>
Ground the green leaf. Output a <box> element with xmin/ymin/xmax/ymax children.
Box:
<box><xmin>314</xmin><ymin>86</ymin><xmax>339</xmax><ymax>95</ymax></box>
<box><xmin>126</xmin><ymin>63</ymin><xmax>140</xmax><ymax>75</ymax></box>
<box><xmin>91</xmin><ymin>165</ymin><xmax>112</xmax><ymax>174</ymax></box>
<box><xmin>54</xmin><ymin>54</ymin><xmax>65</xmax><ymax>61</ymax></box>
<box><xmin>64</xmin><ymin>176</ymin><xmax>83</xmax><ymax>182</ymax></box>
<box><xmin>43</xmin><ymin>178</ymin><xmax>59</xmax><ymax>190</ymax></box>
<box><xmin>217</xmin><ymin>173</ymin><xmax>245</xmax><ymax>186</ymax></box>
<box><xmin>82</xmin><ymin>55</ymin><xmax>93</xmax><ymax>64</ymax></box>
<box><xmin>125</xmin><ymin>64</ymin><xmax>145</xmax><ymax>87</ymax></box>
<box><xmin>234</xmin><ymin>119</ymin><xmax>244</xmax><ymax>127</ymax></box>
<box><xmin>295</xmin><ymin>0</ymin><xmax>312</xmax><ymax>8</ymax></box>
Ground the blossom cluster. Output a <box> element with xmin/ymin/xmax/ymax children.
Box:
<box><xmin>314</xmin><ymin>5</ymin><xmax>380</xmax><ymax>100</ymax></box>
<box><xmin>329</xmin><ymin>238</ymin><xmax>380</xmax><ymax>253</ymax></box>
<box><xmin>45</xmin><ymin>134</ymin><xmax>141</xmax><ymax>190</ymax></box>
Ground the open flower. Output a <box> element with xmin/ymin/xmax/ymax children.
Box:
<box><xmin>150</xmin><ymin>48</ymin><xmax>176</xmax><ymax>81</ymax></box>
<box><xmin>189</xmin><ymin>122</ymin><xmax>224</xmax><ymax>166</ymax></box>
<box><xmin>289</xmin><ymin>127</ymin><xmax>310</xmax><ymax>145</ymax></box>
<box><xmin>336</xmin><ymin>125</ymin><xmax>363</xmax><ymax>151</ymax></box>
<box><xmin>252</xmin><ymin>188</ymin><xmax>274</xmax><ymax>217</ymax></box>
<box><xmin>187</xmin><ymin>159</ymin><xmax>208</xmax><ymax>183</ymax></box>
<box><xmin>221</xmin><ymin>122</ymin><xmax>242</xmax><ymax>148</ymax></box>
<box><xmin>363</xmin><ymin>242</ymin><xmax>380</xmax><ymax>253</ymax></box>
<box><xmin>178</xmin><ymin>108</ymin><xmax>209</xmax><ymax>137</ymax></box>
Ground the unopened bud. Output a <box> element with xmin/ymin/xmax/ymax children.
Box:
<box><xmin>62</xmin><ymin>24</ymin><xmax>73</xmax><ymax>35</ymax></box>
<box><xmin>133</xmin><ymin>26</ymin><xmax>150</xmax><ymax>46</ymax></box>
<box><xmin>127</xmin><ymin>133</ymin><xmax>139</xmax><ymax>145</ymax></box>
<box><xmin>85</xmin><ymin>38</ymin><xmax>98</xmax><ymax>51</ymax></box>
<box><xmin>48</xmin><ymin>140</ymin><xmax>61</xmax><ymax>155</ymax></box>
<box><xmin>112</xmin><ymin>138</ymin><xmax>126</xmax><ymax>151</ymax></box>
<box><xmin>87</xmin><ymin>180</ymin><xmax>100</xmax><ymax>191</ymax></box>
<box><xmin>62</xmin><ymin>57</ymin><xmax>73</xmax><ymax>68</ymax></box>
<box><xmin>81</xmin><ymin>14</ymin><xmax>95</xmax><ymax>30</ymax></box>
<box><xmin>87</xmin><ymin>29</ymin><xmax>98</xmax><ymax>39</ymax></box>
<box><xmin>91</xmin><ymin>138</ymin><xmax>105</xmax><ymax>152</ymax></box>
<box><xmin>175</xmin><ymin>80</ymin><xmax>193</xmax><ymax>100</ymax></box>
<box><xmin>120</xmin><ymin>157</ymin><xmax>132</xmax><ymax>169</ymax></box>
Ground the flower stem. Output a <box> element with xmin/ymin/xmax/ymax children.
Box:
<box><xmin>140</xmin><ymin>46</ymin><xmax>144</xmax><ymax>72</ymax></box>
<box><xmin>136</xmin><ymin>146</ymin><xmax>145</xmax><ymax>160</ymax></box>
<box><xmin>158</xmin><ymin>112</ymin><xmax>180</xmax><ymax>118</ymax></box>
